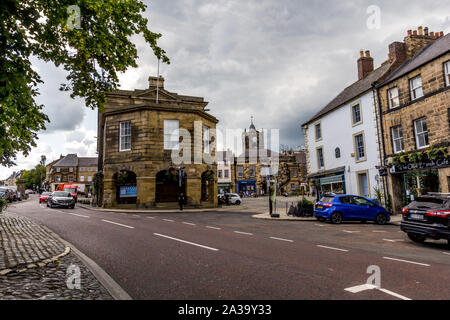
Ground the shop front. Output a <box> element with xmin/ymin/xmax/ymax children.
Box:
<box><xmin>218</xmin><ymin>183</ymin><xmax>232</xmax><ymax>194</ymax></box>
<box><xmin>307</xmin><ymin>166</ymin><xmax>346</xmax><ymax>199</ymax></box>
<box><xmin>237</xmin><ymin>180</ymin><xmax>257</xmax><ymax>195</ymax></box>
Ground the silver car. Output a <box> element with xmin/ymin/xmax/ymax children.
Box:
<box><xmin>47</xmin><ymin>191</ymin><xmax>75</xmax><ymax>209</ymax></box>
<box><xmin>226</xmin><ymin>193</ymin><xmax>242</xmax><ymax>205</ymax></box>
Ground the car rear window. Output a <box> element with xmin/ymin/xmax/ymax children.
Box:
<box><xmin>54</xmin><ymin>192</ymin><xmax>70</xmax><ymax>197</ymax></box>
<box><xmin>320</xmin><ymin>196</ymin><xmax>334</xmax><ymax>203</ymax></box>
<box><xmin>414</xmin><ymin>197</ymin><xmax>445</xmax><ymax>204</ymax></box>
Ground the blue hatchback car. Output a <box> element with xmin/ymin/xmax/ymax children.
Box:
<box><xmin>314</xmin><ymin>194</ymin><xmax>390</xmax><ymax>224</ymax></box>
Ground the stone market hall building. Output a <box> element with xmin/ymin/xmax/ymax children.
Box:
<box><xmin>97</xmin><ymin>76</ymin><xmax>219</xmax><ymax>209</ymax></box>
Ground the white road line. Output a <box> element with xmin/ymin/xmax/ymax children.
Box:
<box><xmin>270</xmin><ymin>236</ymin><xmax>293</xmax><ymax>242</ymax></box>
<box><xmin>344</xmin><ymin>284</ymin><xmax>411</xmax><ymax>300</ymax></box>
<box><xmin>382</xmin><ymin>238</ymin><xmax>404</xmax><ymax>242</ymax></box>
<box><xmin>314</xmin><ymin>224</ymin><xmax>325</xmax><ymax>227</ymax></box>
<box><xmin>154</xmin><ymin>233</ymin><xmax>219</xmax><ymax>251</ymax></box>
<box><xmin>146</xmin><ymin>217</ymin><xmax>156</xmax><ymax>219</ymax></box>
<box><xmin>234</xmin><ymin>231</ymin><xmax>253</xmax><ymax>236</ymax></box>
<box><xmin>182</xmin><ymin>222</ymin><xmax>196</xmax><ymax>226</ymax></box>
<box><xmin>383</xmin><ymin>256</ymin><xmax>430</xmax><ymax>267</ymax></box>
<box><xmin>317</xmin><ymin>245</ymin><xmax>349</xmax><ymax>252</ymax></box>
<box><xmin>206</xmin><ymin>226</ymin><xmax>221</xmax><ymax>230</ymax></box>
<box><xmin>101</xmin><ymin>219</ymin><xmax>135</xmax><ymax>229</ymax></box>
<box><xmin>342</xmin><ymin>230</ymin><xmax>360</xmax><ymax>233</ymax></box>
<box><xmin>443</xmin><ymin>252</ymin><xmax>450</xmax><ymax>256</ymax></box>
<box><xmin>163</xmin><ymin>219</ymin><xmax>174</xmax><ymax>222</ymax></box>
<box><xmin>132</xmin><ymin>214</ymin><xmax>140</xmax><ymax>217</ymax></box>
<box><xmin>63</xmin><ymin>212</ymin><xmax>90</xmax><ymax>218</ymax></box>
<box><xmin>372</xmin><ymin>230</ymin><xmax>387</xmax><ymax>233</ymax></box>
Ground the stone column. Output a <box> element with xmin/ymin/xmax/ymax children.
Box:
<box><xmin>136</xmin><ymin>177</ymin><xmax>156</xmax><ymax>208</ymax></box>
<box><xmin>387</xmin><ymin>173</ymin><xmax>403</xmax><ymax>214</ymax></box>
<box><xmin>102</xmin><ymin>178</ymin><xmax>115</xmax><ymax>208</ymax></box>
<box><xmin>186</xmin><ymin>176</ymin><xmax>201</xmax><ymax>207</ymax></box>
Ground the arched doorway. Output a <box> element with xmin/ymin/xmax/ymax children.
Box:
<box><xmin>201</xmin><ymin>170</ymin><xmax>215</xmax><ymax>202</ymax></box>
<box><xmin>155</xmin><ymin>167</ymin><xmax>186</xmax><ymax>202</ymax></box>
<box><xmin>113</xmin><ymin>170</ymin><xmax>137</xmax><ymax>204</ymax></box>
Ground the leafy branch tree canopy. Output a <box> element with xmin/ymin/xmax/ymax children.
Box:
<box><xmin>0</xmin><ymin>0</ymin><xmax>169</xmax><ymax>167</ymax></box>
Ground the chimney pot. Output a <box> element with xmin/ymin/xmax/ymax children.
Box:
<box><xmin>413</xmin><ymin>30</ymin><xmax>417</xmax><ymax>35</ymax></box>
<box><xmin>359</xmin><ymin>50</ymin><xmax>364</xmax><ymax>57</ymax></box>
<box><xmin>424</xmin><ymin>27</ymin><xmax>429</xmax><ymax>36</ymax></box>
<box><xmin>440</xmin><ymin>31</ymin><xmax>444</xmax><ymax>37</ymax></box>
<box><xmin>430</xmin><ymin>32</ymin><xmax>435</xmax><ymax>37</ymax></box>
<box><xmin>418</xmin><ymin>26</ymin><xmax>423</xmax><ymax>35</ymax></box>
<box><xmin>365</xmin><ymin>50</ymin><xmax>370</xmax><ymax>57</ymax></box>
<box><xmin>407</xmin><ymin>30</ymin><xmax>412</xmax><ymax>35</ymax></box>
<box><xmin>357</xmin><ymin>50</ymin><xmax>374</xmax><ymax>80</ymax></box>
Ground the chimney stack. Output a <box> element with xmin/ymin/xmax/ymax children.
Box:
<box><xmin>404</xmin><ymin>26</ymin><xmax>437</xmax><ymax>58</ymax></box>
<box><xmin>357</xmin><ymin>49</ymin><xmax>374</xmax><ymax>80</ymax></box>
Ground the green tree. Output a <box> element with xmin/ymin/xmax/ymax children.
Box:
<box><xmin>21</xmin><ymin>164</ymin><xmax>46</xmax><ymax>189</ymax></box>
<box><xmin>0</xmin><ymin>0</ymin><xmax>169</xmax><ymax>166</ymax></box>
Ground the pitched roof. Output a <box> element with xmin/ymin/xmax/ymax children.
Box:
<box><xmin>53</xmin><ymin>154</ymin><xmax>78</xmax><ymax>167</ymax></box>
<box><xmin>378</xmin><ymin>33</ymin><xmax>450</xmax><ymax>86</ymax></box>
<box><xmin>78</xmin><ymin>157</ymin><xmax>98</xmax><ymax>167</ymax></box>
<box><xmin>302</xmin><ymin>62</ymin><xmax>392</xmax><ymax>126</ymax></box>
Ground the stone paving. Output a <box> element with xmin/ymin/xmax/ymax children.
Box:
<box><xmin>0</xmin><ymin>212</ymin><xmax>113</xmax><ymax>300</ymax></box>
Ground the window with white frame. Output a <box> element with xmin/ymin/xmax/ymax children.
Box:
<box><xmin>352</xmin><ymin>103</ymin><xmax>362</xmax><ymax>124</ymax></box>
<box><xmin>354</xmin><ymin>133</ymin><xmax>366</xmax><ymax>160</ymax></box>
<box><xmin>237</xmin><ymin>166</ymin><xmax>244</xmax><ymax>178</ymax></box>
<box><xmin>414</xmin><ymin>117</ymin><xmax>429</xmax><ymax>149</ymax></box>
<box><xmin>218</xmin><ymin>170</ymin><xmax>222</xmax><ymax>178</ymax></box>
<box><xmin>88</xmin><ymin>176</ymin><xmax>93</xmax><ymax>182</ymax></box>
<box><xmin>249</xmin><ymin>166</ymin><xmax>256</xmax><ymax>177</ymax></box>
<box><xmin>80</xmin><ymin>176</ymin><xmax>85</xmax><ymax>182</ymax></box>
<box><xmin>315</xmin><ymin>123</ymin><xmax>322</xmax><ymax>140</ymax></box>
<box><xmin>445</xmin><ymin>61</ymin><xmax>450</xmax><ymax>86</ymax></box>
<box><xmin>119</xmin><ymin>121</ymin><xmax>131</xmax><ymax>151</ymax></box>
<box><xmin>68</xmin><ymin>175</ymin><xmax>74</xmax><ymax>182</ymax></box>
<box><xmin>69</xmin><ymin>167</ymin><xmax>73</xmax><ymax>173</ymax></box>
<box><xmin>164</xmin><ymin>120</ymin><xmax>179</xmax><ymax>150</ymax></box>
<box><xmin>80</xmin><ymin>167</ymin><xmax>85</xmax><ymax>172</ymax></box>
<box><xmin>56</xmin><ymin>168</ymin><xmax>61</xmax><ymax>173</ymax></box>
<box><xmin>203</xmin><ymin>125</ymin><xmax>210</xmax><ymax>154</ymax></box>
<box><xmin>224</xmin><ymin>169</ymin><xmax>229</xmax><ymax>178</ymax></box>
<box><xmin>409</xmin><ymin>76</ymin><xmax>423</xmax><ymax>100</ymax></box>
<box><xmin>88</xmin><ymin>167</ymin><xmax>92</xmax><ymax>172</ymax></box>
<box><xmin>387</xmin><ymin>87</ymin><xmax>400</xmax><ymax>108</ymax></box>
<box><xmin>55</xmin><ymin>176</ymin><xmax>61</xmax><ymax>182</ymax></box>
<box><xmin>317</xmin><ymin>148</ymin><xmax>324</xmax><ymax>168</ymax></box>
<box><xmin>391</xmin><ymin>126</ymin><xmax>404</xmax><ymax>154</ymax></box>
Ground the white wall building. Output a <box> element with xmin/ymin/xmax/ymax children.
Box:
<box><xmin>302</xmin><ymin>51</ymin><xmax>393</xmax><ymax>199</ymax></box>
<box><xmin>216</xmin><ymin>150</ymin><xmax>233</xmax><ymax>194</ymax></box>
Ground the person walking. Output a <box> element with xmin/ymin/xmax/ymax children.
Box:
<box><xmin>178</xmin><ymin>193</ymin><xmax>185</xmax><ymax>211</ymax></box>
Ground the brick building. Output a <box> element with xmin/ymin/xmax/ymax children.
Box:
<box><xmin>376</xmin><ymin>28</ymin><xmax>449</xmax><ymax>213</ymax></box>
<box><xmin>97</xmin><ymin>76</ymin><xmax>219</xmax><ymax>209</ymax></box>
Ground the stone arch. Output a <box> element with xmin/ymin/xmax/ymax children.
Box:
<box><xmin>155</xmin><ymin>167</ymin><xmax>186</xmax><ymax>203</ymax></box>
<box><xmin>201</xmin><ymin>170</ymin><xmax>215</xmax><ymax>202</ymax></box>
<box><xmin>113</xmin><ymin>170</ymin><xmax>137</xmax><ymax>204</ymax></box>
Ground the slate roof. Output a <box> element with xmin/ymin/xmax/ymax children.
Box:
<box><xmin>378</xmin><ymin>33</ymin><xmax>450</xmax><ymax>86</ymax></box>
<box><xmin>53</xmin><ymin>154</ymin><xmax>78</xmax><ymax>167</ymax></box>
<box><xmin>78</xmin><ymin>157</ymin><xmax>98</xmax><ymax>167</ymax></box>
<box><xmin>302</xmin><ymin>62</ymin><xmax>392</xmax><ymax>126</ymax></box>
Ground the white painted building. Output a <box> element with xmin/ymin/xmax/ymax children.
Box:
<box><xmin>302</xmin><ymin>51</ymin><xmax>393</xmax><ymax>199</ymax></box>
<box><xmin>216</xmin><ymin>150</ymin><xmax>233</xmax><ymax>194</ymax></box>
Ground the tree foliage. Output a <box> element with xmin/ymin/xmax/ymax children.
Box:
<box><xmin>0</xmin><ymin>0</ymin><xmax>169</xmax><ymax>166</ymax></box>
<box><xmin>21</xmin><ymin>164</ymin><xmax>46</xmax><ymax>189</ymax></box>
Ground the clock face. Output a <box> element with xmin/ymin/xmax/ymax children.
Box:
<box><xmin>252</xmin><ymin>136</ymin><xmax>257</xmax><ymax>143</ymax></box>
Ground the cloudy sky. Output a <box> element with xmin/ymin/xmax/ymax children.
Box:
<box><xmin>1</xmin><ymin>0</ymin><xmax>450</xmax><ymax>179</ymax></box>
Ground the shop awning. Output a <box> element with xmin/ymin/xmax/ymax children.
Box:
<box><xmin>319</xmin><ymin>175</ymin><xmax>344</xmax><ymax>184</ymax></box>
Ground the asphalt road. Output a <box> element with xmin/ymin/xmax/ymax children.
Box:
<box><xmin>6</xmin><ymin>195</ymin><xmax>450</xmax><ymax>300</ymax></box>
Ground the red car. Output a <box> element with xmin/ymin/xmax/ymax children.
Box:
<box><xmin>39</xmin><ymin>192</ymin><xmax>52</xmax><ymax>203</ymax></box>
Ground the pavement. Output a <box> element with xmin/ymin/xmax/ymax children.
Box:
<box><xmin>5</xmin><ymin>194</ymin><xmax>449</xmax><ymax>300</ymax></box>
<box><xmin>0</xmin><ymin>209</ymin><xmax>114</xmax><ymax>300</ymax></box>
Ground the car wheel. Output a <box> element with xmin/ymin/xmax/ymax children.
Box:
<box><xmin>235</xmin><ymin>200</ymin><xmax>241</xmax><ymax>205</ymax></box>
<box><xmin>330</xmin><ymin>212</ymin><xmax>342</xmax><ymax>224</ymax></box>
<box><xmin>407</xmin><ymin>233</ymin><xmax>426</xmax><ymax>243</ymax></box>
<box><xmin>375</xmin><ymin>213</ymin><xmax>387</xmax><ymax>225</ymax></box>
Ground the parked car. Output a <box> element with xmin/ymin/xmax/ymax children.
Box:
<box><xmin>314</xmin><ymin>194</ymin><xmax>390</xmax><ymax>224</ymax></box>
<box><xmin>47</xmin><ymin>191</ymin><xmax>75</xmax><ymax>209</ymax></box>
<box><xmin>25</xmin><ymin>189</ymin><xmax>33</xmax><ymax>195</ymax></box>
<box><xmin>0</xmin><ymin>187</ymin><xmax>14</xmax><ymax>202</ymax></box>
<box><xmin>226</xmin><ymin>193</ymin><xmax>242</xmax><ymax>205</ymax></box>
<box><xmin>400</xmin><ymin>194</ymin><xmax>450</xmax><ymax>245</ymax></box>
<box><xmin>39</xmin><ymin>192</ymin><xmax>52</xmax><ymax>204</ymax></box>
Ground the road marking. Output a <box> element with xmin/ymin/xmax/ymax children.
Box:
<box><xmin>342</xmin><ymin>230</ymin><xmax>360</xmax><ymax>233</ymax></box>
<box><xmin>132</xmin><ymin>214</ymin><xmax>140</xmax><ymax>217</ymax></box>
<box><xmin>317</xmin><ymin>245</ymin><xmax>349</xmax><ymax>252</ymax></box>
<box><xmin>383</xmin><ymin>256</ymin><xmax>430</xmax><ymax>267</ymax></box>
<box><xmin>234</xmin><ymin>231</ymin><xmax>253</xmax><ymax>236</ymax></box>
<box><xmin>382</xmin><ymin>238</ymin><xmax>404</xmax><ymax>242</ymax></box>
<box><xmin>344</xmin><ymin>284</ymin><xmax>411</xmax><ymax>300</ymax></box>
<box><xmin>154</xmin><ymin>233</ymin><xmax>219</xmax><ymax>251</ymax></box>
<box><xmin>206</xmin><ymin>226</ymin><xmax>221</xmax><ymax>230</ymax></box>
<box><xmin>443</xmin><ymin>252</ymin><xmax>450</xmax><ymax>256</ymax></box>
<box><xmin>163</xmin><ymin>219</ymin><xmax>174</xmax><ymax>222</ymax></box>
<box><xmin>63</xmin><ymin>212</ymin><xmax>90</xmax><ymax>218</ymax></box>
<box><xmin>314</xmin><ymin>224</ymin><xmax>325</xmax><ymax>227</ymax></box>
<box><xmin>101</xmin><ymin>219</ymin><xmax>134</xmax><ymax>229</ymax></box>
<box><xmin>182</xmin><ymin>222</ymin><xmax>196</xmax><ymax>226</ymax></box>
<box><xmin>270</xmin><ymin>237</ymin><xmax>293</xmax><ymax>242</ymax></box>
<box><xmin>372</xmin><ymin>230</ymin><xmax>387</xmax><ymax>233</ymax></box>
<box><xmin>146</xmin><ymin>217</ymin><xmax>156</xmax><ymax>219</ymax></box>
